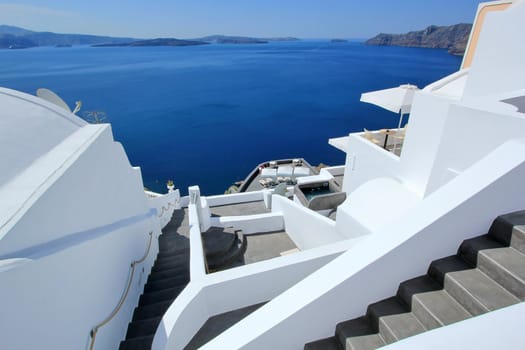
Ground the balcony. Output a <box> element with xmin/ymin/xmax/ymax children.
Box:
<box><xmin>361</xmin><ymin>127</ymin><xmax>406</xmax><ymax>156</ymax></box>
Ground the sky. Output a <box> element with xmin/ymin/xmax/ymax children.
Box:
<box><xmin>0</xmin><ymin>0</ymin><xmax>482</xmax><ymax>39</ymax></box>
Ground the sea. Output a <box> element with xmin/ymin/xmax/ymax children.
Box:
<box><xmin>0</xmin><ymin>41</ymin><xmax>462</xmax><ymax>195</ymax></box>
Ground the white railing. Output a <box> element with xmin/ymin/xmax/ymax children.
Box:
<box><xmin>88</xmin><ymin>231</ymin><xmax>153</xmax><ymax>350</ymax></box>
<box><xmin>146</xmin><ymin>189</ymin><xmax>181</xmax><ymax>229</ymax></box>
<box><xmin>272</xmin><ymin>195</ymin><xmax>346</xmax><ymax>250</ymax></box>
<box><xmin>151</xmin><ymin>238</ymin><xmax>354</xmax><ymax>350</ymax></box>
<box><xmin>205</xmin><ymin>190</ymin><xmax>266</xmax><ymax>207</ymax></box>
<box><xmin>188</xmin><ymin>186</ymin><xmax>207</xmax><ymax>280</ymax></box>
<box><xmin>199</xmin><ymin>138</ymin><xmax>525</xmax><ymax>349</ymax></box>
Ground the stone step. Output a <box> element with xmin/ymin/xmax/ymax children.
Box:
<box><xmin>336</xmin><ymin>316</ymin><xmax>376</xmax><ymax>350</ymax></box>
<box><xmin>147</xmin><ymin>266</ymin><xmax>189</xmax><ymax>282</ymax></box>
<box><xmin>344</xmin><ymin>334</ymin><xmax>385</xmax><ymax>350</ymax></box>
<box><xmin>366</xmin><ymin>297</ymin><xmax>407</xmax><ymax>332</ymax></box>
<box><xmin>396</xmin><ymin>275</ymin><xmax>441</xmax><ymax>307</ymax></box>
<box><xmin>132</xmin><ymin>300</ymin><xmax>172</xmax><ymax>321</ymax></box>
<box><xmin>202</xmin><ymin>227</ymin><xmax>238</xmax><ymax>259</ymax></box>
<box><xmin>154</xmin><ymin>253</ymin><xmax>189</xmax><ymax>265</ymax></box>
<box><xmin>444</xmin><ymin>268</ymin><xmax>520</xmax><ymax>315</ymax></box>
<box><xmin>151</xmin><ymin>259</ymin><xmax>189</xmax><ymax>272</ymax></box>
<box><xmin>157</xmin><ymin>248</ymin><xmax>190</xmax><ymax>258</ymax></box>
<box><xmin>510</xmin><ymin>225</ymin><xmax>525</xmax><ymax>254</ymax></box>
<box><xmin>119</xmin><ymin>335</ymin><xmax>154</xmax><ymax>350</ymax></box>
<box><xmin>488</xmin><ymin>210</ymin><xmax>525</xmax><ymax>245</ymax></box>
<box><xmin>458</xmin><ymin>235</ymin><xmax>503</xmax><ymax>266</ymax></box>
<box><xmin>139</xmin><ymin>285</ymin><xmax>186</xmax><ymax>306</ymax></box>
<box><xmin>412</xmin><ymin>290</ymin><xmax>471</xmax><ymax>330</ymax></box>
<box><xmin>478</xmin><ymin>247</ymin><xmax>525</xmax><ymax>299</ymax></box>
<box><xmin>144</xmin><ymin>275</ymin><xmax>189</xmax><ymax>293</ymax></box>
<box><xmin>378</xmin><ymin>312</ymin><xmax>426</xmax><ymax>344</ymax></box>
<box><xmin>207</xmin><ymin>233</ymin><xmax>247</xmax><ymax>271</ymax></box>
<box><xmin>303</xmin><ymin>337</ymin><xmax>340</xmax><ymax>350</ymax></box>
<box><xmin>427</xmin><ymin>255</ymin><xmax>472</xmax><ymax>285</ymax></box>
<box><xmin>125</xmin><ymin>317</ymin><xmax>161</xmax><ymax>339</ymax></box>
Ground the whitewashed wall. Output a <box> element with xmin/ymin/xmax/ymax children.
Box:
<box><xmin>0</xmin><ymin>124</ymin><xmax>161</xmax><ymax>350</ymax></box>
<box><xmin>272</xmin><ymin>195</ymin><xmax>345</xmax><ymax>249</ymax></box>
<box><xmin>463</xmin><ymin>1</ymin><xmax>525</xmax><ymax>97</ymax></box>
<box><xmin>201</xmin><ymin>138</ymin><xmax>525</xmax><ymax>349</ymax></box>
<box><xmin>426</xmin><ymin>100</ymin><xmax>525</xmax><ymax>194</ymax></box>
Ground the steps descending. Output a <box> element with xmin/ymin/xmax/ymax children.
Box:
<box><xmin>119</xmin><ymin>228</ymin><xmax>191</xmax><ymax>350</ymax></box>
<box><xmin>305</xmin><ymin>210</ymin><xmax>525</xmax><ymax>350</ymax></box>
<box><xmin>203</xmin><ymin>227</ymin><xmax>247</xmax><ymax>272</ymax></box>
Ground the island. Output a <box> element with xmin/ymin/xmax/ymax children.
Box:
<box><xmin>365</xmin><ymin>23</ymin><xmax>472</xmax><ymax>55</ymax></box>
<box><xmin>0</xmin><ymin>25</ymin><xmax>299</xmax><ymax>49</ymax></box>
<box><xmin>0</xmin><ymin>24</ymin><xmax>133</xmax><ymax>49</ymax></box>
<box><xmin>92</xmin><ymin>38</ymin><xmax>209</xmax><ymax>47</ymax></box>
<box><xmin>196</xmin><ymin>35</ymin><xmax>299</xmax><ymax>44</ymax></box>
<box><xmin>331</xmin><ymin>39</ymin><xmax>348</xmax><ymax>43</ymax></box>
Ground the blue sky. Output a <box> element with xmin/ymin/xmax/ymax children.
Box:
<box><xmin>0</xmin><ymin>0</ymin><xmax>481</xmax><ymax>39</ymax></box>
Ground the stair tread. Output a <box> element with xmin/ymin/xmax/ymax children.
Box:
<box><xmin>139</xmin><ymin>285</ymin><xmax>186</xmax><ymax>306</ymax></box>
<box><xmin>428</xmin><ymin>255</ymin><xmax>471</xmax><ymax>285</ymax></box>
<box><xmin>412</xmin><ymin>290</ymin><xmax>471</xmax><ymax>329</ymax></box>
<box><xmin>202</xmin><ymin>227</ymin><xmax>237</xmax><ymax>258</ymax></box>
<box><xmin>366</xmin><ymin>297</ymin><xmax>407</xmax><ymax>332</ymax></box>
<box><xmin>445</xmin><ymin>268</ymin><xmax>520</xmax><ymax>315</ymax></box>
<box><xmin>379</xmin><ymin>312</ymin><xmax>426</xmax><ymax>344</ymax></box>
<box><xmin>488</xmin><ymin>210</ymin><xmax>525</xmax><ymax>245</ymax></box>
<box><xmin>397</xmin><ymin>275</ymin><xmax>441</xmax><ymax>307</ymax></box>
<box><xmin>304</xmin><ymin>337</ymin><xmax>341</xmax><ymax>350</ymax></box>
<box><xmin>344</xmin><ymin>334</ymin><xmax>385</xmax><ymax>350</ymax></box>
<box><xmin>132</xmin><ymin>300</ymin><xmax>172</xmax><ymax>321</ymax></box>
<box><xmin>459</xmin><ymin>235</ymin><xmax>503</xmax><ymax>265</ymax></box>
<box><xmin>478</xmin><ymin>247</ymin><xmax>525</xmax><ymax>299</ymax></box>
<box><xmin>119</xmin><ymin>335</ymin><xmax>154</xmax><ymax>350</ymax></box>
<box><xmin>144</xmin><ymin>275</ymin><xmax>190</xmax><ymax>293</ymax></box>
<box><xmin>126</xmin><ymin>317</ymin><xmax>161</xmax><ymax>338</ymax></box>
<box><xmin>336</xmin><ymin>316</ymin><xmax>373</xmax><ymax>346</ymax></box>
<box><xmin>511</xmin><ymin>226</ymin><xmax>525</xmax><ymax>254</ymax></box>
<box><xmin>147</xmin><ymin>267</ymin><xmax>189</xmax><ymax>282</ymax></box>
<box><xmin>207</xmin><ymin>233</ymin><xmax>246</xmax><ymax>271</ymax></box>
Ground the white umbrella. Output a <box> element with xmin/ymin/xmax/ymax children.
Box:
<box><xmin>360</xmin><ymin>84</ymin><xmax>419</xmax><ymax>128</ymax></box>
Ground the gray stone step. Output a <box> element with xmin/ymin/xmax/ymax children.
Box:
<box><xmin>132</xmin><ymin>300</ymin><xmax>172</xmax><ymax>321</ymax></box>
<box><xmin>125</xmin><ymin>317</ymin><xmax>161</xmax><ymax>338</ymax></box>
<box><xmin>510</xmin><ymin>225</ymin><xmax>525</xmax><ymax>254</ymax></box>
<box><xmin>139</xmin><ymin>285</ymin><xmax>186</xmax><ymax>306</ymax></box>
<box><xmin>488</xmin><ymin>210</ymin><xmax>525</xmax><ymax>246</ymax></box>
<box><xmin>478</xmin><ymin>247</ymin><xmax>525</xmax><ymax>299</ymax></box>
<box><xmin>336</xmin><ymin>317</ymin><xmax>385</xmax><ymax>350</ymax></box>
<box><xmin>144</xmin><ymin>275</ymin><xmax>190</xmax><ymax>293</ymax></box>
<box><xmin>412</xmin><ymin>290</ymin><xmax>471</xmax><ymax>330</ymax></box>
<box><xmin>444</xmin><ymin>268</ymin><xmax>520</xmax><ymax>315</ymax></box>
<box><xmin>378</xmin><ymin>312</ymin><xmax>426</xmax><ymax>344</ymax></box>
<box><xmin>119</xmin><ymin>335</ymin><xmax>154</xmax><ymax>350</ymax></box>
<box><xmin>344</xmin><ymin>334</ymin><xmax>386</xmax><ymax>350</ymax></box>
<box><xmin>147</xmin><ymin>266</ymin><xmax>189</xmax><ymax>282</ymax></box>
<box><xmin>304</xmin><ymin>337</ymin><xmax>340</xmax><ymax>350</ymax></box>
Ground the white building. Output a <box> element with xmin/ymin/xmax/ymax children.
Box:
<box><xmin>1</xmin><ymin>1</ymin><xmax>524</xmax><ymax>349</ymax></box>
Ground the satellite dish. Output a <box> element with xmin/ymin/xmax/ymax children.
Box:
<box><xmin>36</xmin><ymin>88</ymin><xmax>72</xmax><ymax>113</ymax></box>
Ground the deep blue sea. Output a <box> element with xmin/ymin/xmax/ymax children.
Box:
<box><xmin>0</xmin><ymin>41</ymin><xmax>462</xmax><ymax>195</ymax></box>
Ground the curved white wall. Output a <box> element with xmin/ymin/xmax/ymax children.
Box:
<box><xmin>0</xmin><ymin>88</ymin><xmax>85</xmax><ymax>187</ymax></box>
<box><xmin>0</xmin><ymin>117</ymin><xmax>161</xmax><ymax>349</ymax></box>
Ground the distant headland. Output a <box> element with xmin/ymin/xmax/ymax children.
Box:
<box><xmin>366</xmin><ymin>23</ymin><xmax>472</xmax><ymax>55</ymax></box>
<box><xmin>92</xmin><ymin>38</ymin><xmax>209</xmax><ymax>47</ymax></box>
<box><xmin>0</xmin><ymin>25</ymin><xmax>299</xmax><ymax>49</ymax></box>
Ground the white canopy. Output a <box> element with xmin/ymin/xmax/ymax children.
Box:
<box><xmin>360</xmin><ymin>84</ymin><xmax>419</xmax><ymax>115</ymax></box>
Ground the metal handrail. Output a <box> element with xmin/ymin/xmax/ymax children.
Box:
<box><xmin>88</xmin><ymin>231</ymin><xmax>154</xmax><ymax>350</ymax></box>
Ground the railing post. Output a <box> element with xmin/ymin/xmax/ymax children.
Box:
<box><xmin>189</xmin><ymin>186</ymin><xmax>210</xmax><ymax>232</ymax></box>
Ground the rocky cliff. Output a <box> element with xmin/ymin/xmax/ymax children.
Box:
<box><xmin>366</xmin><ymin>23</ymin><xmax>472</xmax><ymax>55</ymax></box>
